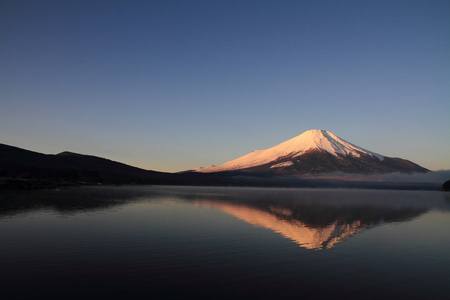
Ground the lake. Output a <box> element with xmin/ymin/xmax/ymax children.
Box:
<box><xmin>1</xmin><ymin>186</ymin><xmax>449</xmax><ymax>299</ymax></box>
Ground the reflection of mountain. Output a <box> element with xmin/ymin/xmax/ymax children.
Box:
<box><xmin>199</xmin><ymin>201</ymin><xmax>367</xmax><ymax>249</ymax></box>
<box><xmin>1</xmin><ymin>186</ymin><xmax>435</xmax><ymax>250</ymax></box>
<box><xmin>0</xmin><ymin>186</ymin><xmax>158</xmax><ymax>217</ymax></box>
<box><xmin>197</xmin><ymin>199</ymin><xmax>426</xmax><ymax>250</ymax></box>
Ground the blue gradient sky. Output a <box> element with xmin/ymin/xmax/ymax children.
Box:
<box><xmin>1</xmin><ymin>0</ymin><xmax>449</xmax><ymax>172</ymax></box>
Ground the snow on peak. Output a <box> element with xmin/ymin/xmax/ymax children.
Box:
<box><xmin>196</xmin><ymin>129</ymin><xmax>384</xmax><ymax>173</ymax></box>
<box><xmin>270</xmin><ymin>161</ymin><xmax>294</xmax><ymax>168</ymax></box>
<box><xmin>285</xmin><ymin>129</ymin><xmax>384</xmax><ymax>160</ymax></box>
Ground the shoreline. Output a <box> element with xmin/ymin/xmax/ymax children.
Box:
<box><xmin>1</xmin><ymin>177</ymin><xmax>443</xmax><ymax>192</ymax></box>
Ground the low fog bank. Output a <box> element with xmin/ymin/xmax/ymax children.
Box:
<box><xmin>222</xmin><ymin>170</ymin><xmax>450</xmax><ymax>190</ymax></box>
<box><xmin>300</xmin><ymin>170</ymin><xmax>450</xmax><ymax>184</ymax></box>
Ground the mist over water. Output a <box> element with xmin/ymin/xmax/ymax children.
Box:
<box><xmin>301</xmin><ymin>170</ymin><xmax>450</xmax><ymax>183</ymax></box>
<box><xmin>1</xmin><ymin>186</ymin><xmax>449</xmax><ymax>299</ymax></box>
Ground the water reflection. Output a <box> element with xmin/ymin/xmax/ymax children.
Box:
<box><xmin>196</xmin><ymin>197</ymin><xmax>427</xmax><ymax>250</ymax></box>
<box><xmin>0</xmin><ymin>186</ymin><xmax>159</xmax><ymax>217</ymax></box>
<box><xmin>0</xmin><ymin>186</ymin><xmax>441</xmax><ymax>251</ymax></box>
<box><xmin>1</xmin><ymin>186</ymin><xmax>449</xmax><ymax>300</ymax></box>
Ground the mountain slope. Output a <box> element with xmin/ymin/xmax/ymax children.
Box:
<box><xmin>194</xmin><ymin>130</ymin><xmax>428</xmax><ymax>175</ymax></box>
<box><xmin>0</xmin><ymin>143</ymin><xmax>253</xmax><ymax>189</ymax></box>
<box><xmin>0</xmin><ymin>143</ymin><xmax>175</xmax><ymax>185</ymax></box>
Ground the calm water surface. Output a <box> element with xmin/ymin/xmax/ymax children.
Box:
<box><xmin>1</xmin><ymin>186</ymin><xmax>449</xmax><ymax>299</ymax></box>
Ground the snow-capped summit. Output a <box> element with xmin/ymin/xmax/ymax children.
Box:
<box><xmin>194</xmin><ymin>129</ymin><xmax>428</xmax><ymax>175</ymax></box>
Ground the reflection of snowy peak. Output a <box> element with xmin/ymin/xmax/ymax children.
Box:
<box><xmin>195</xmin><ymin>129</ymin><xmax>428</xmax><ymax>175</ymax></box>
<box><xmin>196</xmin><ymin>195</ymin><xmax>427</xmax><ymax>250</ymax></box>
<box><xmin>198</xmin><ymin>200</ymin><xmax>369</xmax><ymax>250</ymax></box>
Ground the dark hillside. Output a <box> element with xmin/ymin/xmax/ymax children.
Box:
<box><xmin>0</xmin><ymin>144</ymin><xmax>175</xmax><ymax>187</ymax></box>
<box><xmin>0</xmin><ymin>143</ymin><xmax>240</xmax><ymax>189</ymax></box>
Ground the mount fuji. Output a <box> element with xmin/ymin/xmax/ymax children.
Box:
<box><xmin>194</xmin><ymin>130</ymin><xmax>428</xmax><ymax>175</ymax></box>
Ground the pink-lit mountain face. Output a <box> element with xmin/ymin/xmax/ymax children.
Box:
<box><xmin>194</xmin><ymin>130</ymin><xmax>428</xmax><ymax>175</ymax></box>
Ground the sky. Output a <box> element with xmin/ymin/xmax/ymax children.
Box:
<box><xmin>1</xmin><ymin>0</ymin><xmax>449</xmax><ymax>172</ymax></box>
